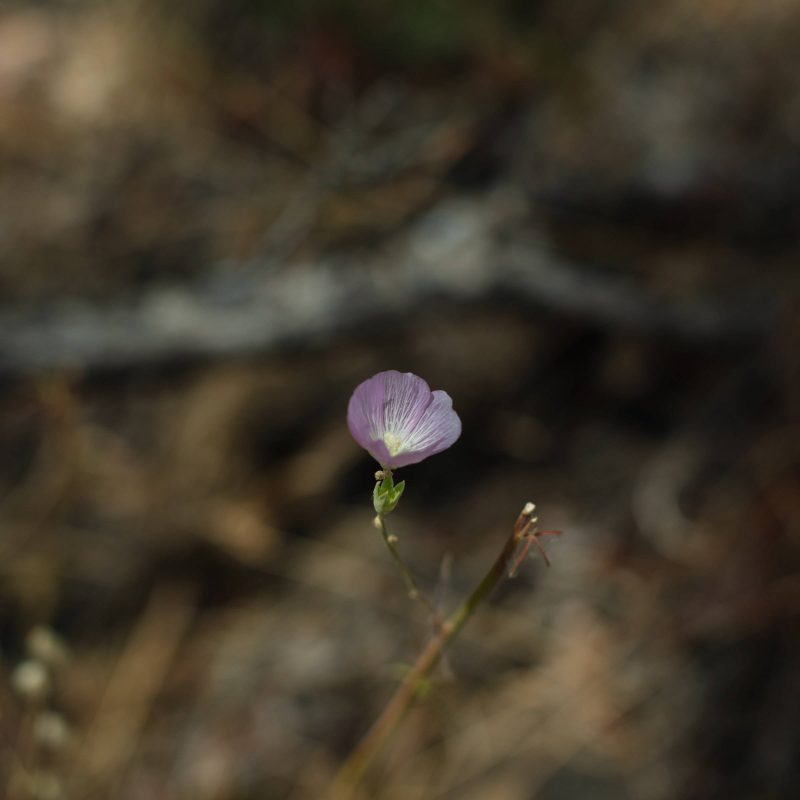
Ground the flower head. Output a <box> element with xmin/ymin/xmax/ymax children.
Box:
<box><xmin>347</xmin><ymin>370</ymin><xmax>461</xmax><ymax>469</ymax></box>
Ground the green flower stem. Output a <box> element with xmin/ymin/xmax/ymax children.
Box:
<box><xmin>328</xmin><ymin>503</ymin><xmax>538</xmax><ymax>799</ymax></box>
<box><xmin>375</xmin><ymin>514</ymin><xmax>443</xmax><ymax>626</ymax></box>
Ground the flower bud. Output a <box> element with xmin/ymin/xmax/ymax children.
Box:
<box><xmin>26</xmin><ymin>627</ymin><xmax>69</xmax><ymax>671</ymax></box>
<box><xmin>33</xmin><ymin>711</ymin><xmax>71</xmax><ymax>751</ymax></box>
<box><xmin>12</xmin><ymin>660</ymin><xmax>50</xmax><ymax>704</ymax></box>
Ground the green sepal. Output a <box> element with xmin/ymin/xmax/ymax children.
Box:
<box><xmin>373</xmin><ymin>474</ymin><xmax>405</xmax><ymax>515</ymax></box>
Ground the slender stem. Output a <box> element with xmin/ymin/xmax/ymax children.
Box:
<box><xmin>376</xmin><ymin>514</ymin><xmax>443</xmax><ymax>627</ymax></box>
<box><xmin>328</xmin><ymin>504</ymin><xmax>537</xmax><ymax>799</ymax></box>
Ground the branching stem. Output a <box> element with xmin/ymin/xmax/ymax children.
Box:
<box><xmin>329</xmin><ymin>503</ymin><xmax>545</xmax><ymax>798</ymax></box>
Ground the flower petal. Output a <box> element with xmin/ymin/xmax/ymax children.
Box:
<box><xmin>347</xmin><ymin>371</ymin><xmax>460</xmax><ymax>469</ymax></box>
<box><xmin>363</xmin><ymin>437</ymin><xmax>394</xmax><ymax>467</ymax></box>
<box><xmin>383</xmin><ymin>390</ymin><xmax>461</xmax><ymax>468</ymax></box>
<box><xmin>347</xmin><ymin>371</ymin><xmax>391</xmax><ymax>450</ymax></box>
<box><xmin>380</xmin><ymin>371</ymin><xmax>433</xmax><ymax>441</ymax></box>
<box><xmin>347</xmin><ymin>371</ymin><xmax>430</xmax><ymax>444</ymax></box>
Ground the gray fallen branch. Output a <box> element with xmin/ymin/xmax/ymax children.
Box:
<box><xmin>0</xmin><ymin>196</ymin><xmax>773</xmax><ymax>375</ymax></box>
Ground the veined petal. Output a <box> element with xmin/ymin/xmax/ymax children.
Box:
<box><xmin>347</xmin><ymin>372</ymin><xmax>393</xmax><ymax>448</ymax></box>
<box><xmin>347</xmin><ymin>371</ymin><xmax>431</xmax><ymax>445</ymax></box>
<box><xmin>392</xmin><ymin>390</ymin><xmax>461</xmax><ymax>466</ymax></box>
<box><xmin>347</xmin><ymin>371</ymin><xmax>460</xmax><ymax>469</ymax></box>
<box><xmin>380</xmin><ymin>371</ymin><xmax>433</xmax><ymax>441</ymax></box>
<box><xmin>363</xmin><ymin>437</ymin><xmax>394</xmax><ymax>468</ymax></box>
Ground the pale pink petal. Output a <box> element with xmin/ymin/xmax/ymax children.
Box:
<box><xmin>347</xmin><ymin>371</ymin><xmax>460</xmax><ymax>469</ymax></box>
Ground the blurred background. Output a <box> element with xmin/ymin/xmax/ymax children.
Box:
<box><xmin>1</xmin><ymin>1</ymin><xmax>798</xmax><ymax>798</ymax></box>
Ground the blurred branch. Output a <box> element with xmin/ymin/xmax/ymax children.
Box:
<box><xmin>0</xmin><ymin>196</ymin><xmax>773</xmax><ymax>376</ymax></box>
<box><xmin>77</xmin><ymin>582</ymin><xmax>196</xmax><ymax>792</ymax></box>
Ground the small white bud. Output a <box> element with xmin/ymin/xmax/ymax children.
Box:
<box><xmin>33</xmin><ymin>711</ymin><xmax>71</xmax><ymax>751</ymax></box>
<box><xmin>522</xmin><ymin>502</ymin><xmax>536</xmax><ymax>516</ymax></box>
<box><xmin>12</xmin><ymin>660</ymin><xmax>50</xmax><ymax>704</ymax></box>
<box><xmin>26</xmin><ymin>627</ymin><xmax>69</xmax><ymax>670</ymax></box>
